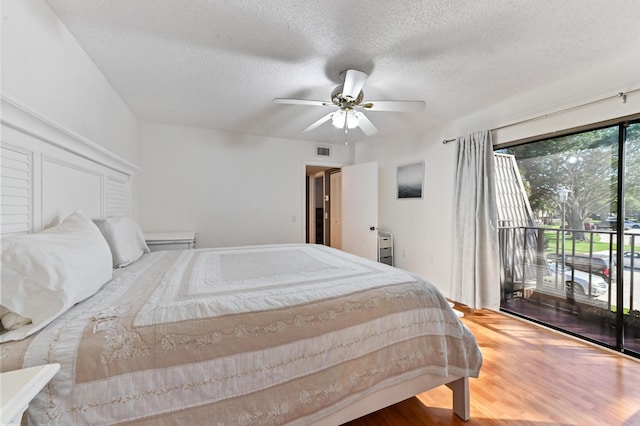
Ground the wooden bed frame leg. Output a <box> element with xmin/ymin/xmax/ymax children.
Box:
<box><xmin>446</xmin><ymin>376</ymin><xmax>470</xmax><ymax>421</ymax></box>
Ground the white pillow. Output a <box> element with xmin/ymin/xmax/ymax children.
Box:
<box><xmin>0</xmin><ymin>210</ymin><xmax>113</xmax><ymax>342</ymax></box>
<box><xmin>92</xmin><ymin>217</ymin><xmax>150</xmax><ymax>268</ymax></box>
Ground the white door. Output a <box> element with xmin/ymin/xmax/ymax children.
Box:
<box><xmin>341</xmin><ymin>162</ymin><xmax>378</xmax><ymax>261</ymax></box>
<box><xmin>329</xmin><ymin>171</ymin><xmax>342</xmax><ymax>249</ymax></box>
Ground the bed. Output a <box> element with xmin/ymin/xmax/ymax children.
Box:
<box><xmin>0</xmin><ymin>212</ymin><xmax>482</xmax><ymax>425</ymax></box>
<box><xmin>1</xmin><ymin>100</ymin><xmax>481</xmax><ymax>424</ymax></box>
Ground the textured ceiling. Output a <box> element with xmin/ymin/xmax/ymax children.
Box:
<box><xmin>44</xmin><ymin>0</ymin><xmax>640</xmax><ymax>144</ymax></box>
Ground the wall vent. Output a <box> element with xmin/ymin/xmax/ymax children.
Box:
<box><xmin>316</xmin><ymin>146</ymin><xmax>331</xmax><ymax>157</ymax></box>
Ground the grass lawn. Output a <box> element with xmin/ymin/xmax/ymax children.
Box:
<box><xmin>544</xmin><ymin>229</ymin><xmax>632</xmax><ymax>254</ymax></box>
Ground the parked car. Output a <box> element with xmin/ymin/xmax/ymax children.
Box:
<box><xmin>549</xmin><ymin>253</ymin><xmax>615</xmax><ymax>283</ymax></box>
<box><xmin>598</xmin><ymin>217</ymin><xmax>637</xmax><ymax>230</ymax></box>
<box><xmin>598</xmin><ymin>217</ymin><xmax>640</xmax><ymax>231</ymax></box>
<box><xmin>543</xmin><ymin>260</ymin><xmax>608</xmax><ymax>297</ymax></box>
<box><xmin>598</xmin><ymin>218</ymin><xmax>618</xmax><ymax>230</ymax></box>
<box><xmin>623</xmin><ymin>251</ymin><xmax>640</xmax><ymax>269</ymax></box>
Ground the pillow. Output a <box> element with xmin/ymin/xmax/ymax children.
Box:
<box><xmin>0</xmin><ymin>210</ymin><xmax>113</xmax><ymax>342</ymax></box>
<box><xmin>92</xmin><ymin>217</ymin><xmax>150</xmax><ymax>268</ymax></box>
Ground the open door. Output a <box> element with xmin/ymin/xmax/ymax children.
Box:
<box><xmin>341</xmin><ymin>162</ymin><xmax>378</xmax><ymax>261</ymax></box>
<box><xmin>329</xmin><ymin>171</ymin><xmax>342</xmax><ymax>249</ymax></box>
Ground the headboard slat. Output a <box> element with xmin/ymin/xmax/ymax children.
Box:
<box><xmin>1</xmin><ymin>145</ymin><xmax>32</xmax><ymax>236</ymax></box>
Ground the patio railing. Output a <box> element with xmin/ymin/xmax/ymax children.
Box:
<box><xmin>499</xmin><ymin>226</ymin><xmax>638</xmax><ymax>312</ymax></box>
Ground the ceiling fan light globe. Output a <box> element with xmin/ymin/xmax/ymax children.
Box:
<box><xmin>331</xmin><ymin>110</ymin><xmax>346</xmax><ymax>128</ymax></box>
<box><xmin>346</xmin><ymin>110</ymin><xmax>360</xmax><ymax>129</ymax></box>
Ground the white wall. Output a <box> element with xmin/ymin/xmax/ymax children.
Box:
<box><xmin>137</xmin><ymin>121</ymin><xmax>350</xmax><ymax>248</ymax></box>
<box><xmin>366</xmin><ymin>54</ymin><xmax>640</xmax><ymax>300</ymax></box>
<box><xmin>1</xmin><ymin>0</ymin><xmax>139</xmax><ymax>211</ymax></box>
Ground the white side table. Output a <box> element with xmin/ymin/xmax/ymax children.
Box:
<box><xmin>377</xmin><ymin>231</ymin><xmax>393</xmax><ymax>266</ymax></box>
<box><xmin>144</xmin><ymin>232</ymin><xmax>197</xmax><ymax>251</ymax></box>
<box><xmin>0</xmin><ymin>364</ymin><xmax>60</xmax><ymax>425</ymax></box>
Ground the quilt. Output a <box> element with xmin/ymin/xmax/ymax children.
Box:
<box><xmin>0</xmin><ymin>244</ymin><xmax>482</xmax><ymax>425</ymax></box>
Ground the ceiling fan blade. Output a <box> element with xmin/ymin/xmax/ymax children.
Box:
<box><xmin>302</xmin><ymin>112</ymin><xmax>334</xmax><ymax>132</ymax></box>
<box><xmin>360</xmin><ymin>100</ymin><xmax>426</xmax><ymax>112</ymax></box>
<box><xmin>356</xmin><ymin>112</ymin><xmax>378</xmax><ymax>136</ymax></box>
<box><xmin>342</xmin><ymin>69</ymin><xmax>368</xmax><ymax>100</ymax></box>
<box><xmin>273</xmin><ymin>98</ymin><xmax>330</xmax><ymax>107</ymax></box>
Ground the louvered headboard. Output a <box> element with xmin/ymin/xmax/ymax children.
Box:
<box><xmin>1</xmin><ymin>97</ymin><xmax>138</xmax><ymax>237</ymax></box>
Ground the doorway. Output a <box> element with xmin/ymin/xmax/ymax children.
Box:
<box><xmin>305</xmin><ymin>165</ymin><xmax>341</xmax><ymax>248</ymax></box>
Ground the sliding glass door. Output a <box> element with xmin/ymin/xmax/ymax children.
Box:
<box><xmin>623</xmin><ymin>122</ymin><xmax>640</xmax><ymax>354</ymax></box>
<box><xmin>495</xmin><ymin>118</ymin><xmax>640</xmax><ymax>357</ymax></box>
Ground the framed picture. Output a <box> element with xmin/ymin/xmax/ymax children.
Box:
<box><xmin>397</xmin><ymin>161</ymin><xmax>424</xmax><ymax>199</ymax></box>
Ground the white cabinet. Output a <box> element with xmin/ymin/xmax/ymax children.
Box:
<box><xmin>144</xmin><ymin>232</ymin><xmax>196</xmax><ymax>251</ymax></box>
<box><xmin>378</xmin><ymin>231</ymin><xmax>393</xmax><ymax>266</ymax></box>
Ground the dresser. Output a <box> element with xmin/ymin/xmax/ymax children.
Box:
<box><xmin>144</xmin><ymin>232</ymin><xmax>197</xmax><ymax>251</ymax></box>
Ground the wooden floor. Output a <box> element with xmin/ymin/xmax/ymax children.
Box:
<box><xmin>344</xmin><ymin>307</ymin><xmax>640</xmax><ymax>426</ymax></box>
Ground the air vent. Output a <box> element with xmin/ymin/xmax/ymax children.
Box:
<box><xmin>316</xmin><ymin>146</ymin><xmax>330</xmax><ymax>157</ymax></box>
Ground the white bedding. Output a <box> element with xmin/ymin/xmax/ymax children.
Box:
<box><xmin>0</xmin><ymin>244</ymin><xmax>482</xmax><ymax>425</ymax></box>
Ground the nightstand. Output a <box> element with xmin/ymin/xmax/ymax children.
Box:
<box><xmin>0</xmin><ymin>364</ymin><xmax>60</xmax><ymax>425</ymax></box>
<box><xmin>144</xmin><ymin>232</ymin><xmax>197</xmax><ymax>251</ymax></box>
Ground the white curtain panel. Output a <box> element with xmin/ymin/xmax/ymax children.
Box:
<box><xmin>451</xmin><ymin>130</ymin><xmax>500</xmax><ymax>310</ymax></box>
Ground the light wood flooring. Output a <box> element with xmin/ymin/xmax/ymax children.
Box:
<box><xmin>344</xmin><ymin>307</ymin><xmax>640</xmax><ymax>426</ymax></box>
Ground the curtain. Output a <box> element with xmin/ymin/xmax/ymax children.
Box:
<box><xmin>451</xmin><ymin>130</ymin><xmax>500</xmax><ymax>310</ymax></box>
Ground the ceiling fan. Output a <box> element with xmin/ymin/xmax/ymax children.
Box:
<box><xmin>273</xmin><ymin>69</ymin><xmax>425</xmax><ymax>136</ymax></box>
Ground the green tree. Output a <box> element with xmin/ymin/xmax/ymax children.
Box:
<box><xmin>499</xmin><ymin>126</ymin><xmax>623</xmax><ymax>240</ymax></box>
<box><xmin>624</xmin><ymin>122</ymin><xmax>640</xmax><ymax>221</ymax></box>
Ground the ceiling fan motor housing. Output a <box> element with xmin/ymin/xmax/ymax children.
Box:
<box><xmin>331</xmin><ymin>86</ymin><xmax>364</xmax><ymax>108</ymax></box>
